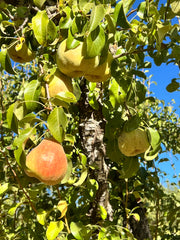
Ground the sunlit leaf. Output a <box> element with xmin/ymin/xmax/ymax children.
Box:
<box><xmin>88</xmin><ymin>4</ymin><xmax>105</xmax><ymax>34</ymax></box>
<box><xmin>0</xmin><ymin>183</ymin><xmax>9</xmax><ymax>196</ymax></box>
<box><xmin>46</xmin><ymin>221</ymin><xmax>64</xmax><ymax>240</ymax></box>
<box><xmin>57</xmin><ymin>200</ymin><xmax>68</xmax><ymax>218</ymax></box>
<box><xmin>70</xmin><ymin>222</ymin><xmax>84</xmax><ymax>240</ymax></box>
<box><xmin>24</xmin><ymin>80</ymin><xmax>41</xmax><ymax>111</ymax></box>
<box><xmin>47</xmin><ymin>107</ymin><xmax>67</xmax><ymax>143</ymax></box>
<box><xmin>99</xmin><ymin>205</ymin><xmax>107</xmax><ymax>220</ymax></box>
<box><xmin>85</xmin><ymin>25</ymin><xmax>105</xmax><ymax>58</ymax></box>
<box><xmin>37</xmin><ymin>209</ymin><xmax>49</xmax><ymax>225</ymax></box>
<box><xmin>32</xmin><ymin>11</ymin><xmax>56</xmax><ymax>46</ymax></box>
<box><xmin>0</xmin><ymin>46</ymin><xmax>15</xmax><ymax>74</ymax></box>
<box><xmin>73</xmin><ymin>168</ymin><xmax>87</xmax><ymax>186</ymax></box>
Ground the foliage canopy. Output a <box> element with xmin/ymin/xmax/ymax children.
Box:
<box><xmin>0</xmin><ymin>0</ymin><xmax>180</xmax><ymax>239</ymax></box>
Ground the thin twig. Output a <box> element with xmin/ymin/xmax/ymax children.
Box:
<box><xmin>0</xmin><ymin>149</ymin><xmax>38</xmax><ymax>214</ymax></box>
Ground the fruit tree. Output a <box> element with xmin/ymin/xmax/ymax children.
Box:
<box><xmin>0</xmin><ymin>0</ymin><xmax>180</xmax><ymax>239</ymax></box>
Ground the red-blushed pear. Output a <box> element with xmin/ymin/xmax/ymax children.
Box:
<box><xmin>118</xmin><ymin>128</ymin><xmax>150</xmax><ymax>157</ymax></box>
<box><xmin>8</xmin><ymin>40</ymin><xmax>36</xmax><ymax>63</ymax></box>
<box><xmin>56</xmin><ymin>39</ymin><xmax>113</xmax><ymax>82</ymax></box>
<box><xmin>41</xmin><ymin>69</ymin><xmax>73</xmax><ymax>99</ymax></box>
<box><xmin>25</xmin><ymin>139</ymin><xmax>68</xmax><ymax>185</ymax></box>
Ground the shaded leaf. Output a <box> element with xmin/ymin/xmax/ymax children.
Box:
<box><xmin>113</xmin><ymin>1</ymin><xmax>131</xmax><ymax>28</ymax></box>
<box><xmin>33</xmin><ymin>0</ymin><xmax>46</xmax><ymax>9</ymax></box>
<box><xmin>70</xmin><ymin>222</ymin><xmax>84</xmax><ymax>240</ymax></box>
<box><xmin>120</xmin><ymin>157</ymin><xmax>140</xmax><ymax>179</ymax></box>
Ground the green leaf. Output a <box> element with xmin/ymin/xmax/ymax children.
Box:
<box><xmin>13</xmin><ymin>127</ymin><xmax>36</xmax><ymax>148</ymax></box>
<box><xmin>147</xmin><ymin>128</ymin><xmax>161</xmax><ymax>150</ymax></box>
<box><xmin>59</xmin><ymin>6</ymin><xmax>73</xmax><ymax>29</ymax></box>
<box><xmin>24</xmin><ymin>80</ymin><xmax>41</xmax><ymax>111</ymax></box>
<box><xmin>32</xmin><ymin>10</ymin><xmax>56</xmax><ymax>46</ymax></box>
<box><xmin>6</xmin><ymin>103</ymin><xmax>19</xmax><ymax>133</ymax></box>
<box><xmin>0</xmin><ymin>183</ymin><xmax>9</xmax><ymax>196</ymax></box>
<box><xmin>8</xmin><ymin>202</ymin><xmax>22</xmax><ymax>216</ymax></box>
<box><xmin>156</xmin><ymin>23</ymin><xmax>173</xmax><ymax>49</ymax></box>
<box><xmin>99</xmin><ymin>205</ymin><xmax>107</xmax><ymax>220</ymax></box>
<box><xmin>113</xmin><ymin>1</ymin><xmax>131</xmax><ymax>29</ymax></box>
<box><xmin>123</xmin><ymin>115</ymin><xmax>141</xmax><ymax>132</ymax></box>
<box><xmin>66</xmin><ymin>28</ymin><xmax>80</xmax><ymax>49</ymax></box>
<box><xmin>57</xmin><ymin>200</ymin><xmax>68</xmax><ymax>218</ymax></box>
<box><xmin>47</xmin><ymin>107</ymin><xmax>67</xmax><ymax>143</ymax></box>
<box><xmin>54</xmin><ymin>91</ymin><xmax>77</xmax><ymax>104</ymax></box>
<box><xmin>0</xmin><ymin>46</ymin><xmax>15</xmax><ymax>74</ymax></box>
<box><xmin>46</xmin><ymin>221</ymin><xmax>64</xmax><ymax>240</ymax></box>
<box><xmin>70</xmin><ymin>222</ymin><xmax>84</xmax><ymax>240</ymax></box>
<box><xmin>37</xmin><ymin>209</ymin><xmax>49</xmax><ymax>225</ymax></box>
<box><xmin>61</xmin><ymin>157</ymin><xmax>72</xmax><ymax>184</ymax></box>
<box><xmin>166</xmin><ymin>79</ymin><xmax>179</xmax><ymax>92</ymax></box>
<box><xmin>85</xmin><ymin>25</ymin><xmax>105</xmax><ymax>58</ymax></box>
<box><xmin>14</xmin><ymin>146</ymin><xmax>26</xmax><ymax>167</ymax></box>
<box><xmin>105</xmin><ymin>14</ymin><xmax>116</xmax><ymax>34</ymax></box>
<box><xmin>33</xmin><ymin>0</ymin><xmax>46</xmax><ymax>8</ymax></box>
<box><xmin>79</xmin><ymin>153</ymin><xmax>87</xmax><ymax>167</ymax></box>
<box><xmin>88</xmin><ymin>4</ymin><xmax>105</xmax><ymax>34</ymax></box>
<box><xmin>120</xmin><ymin>157</ymin><xmax>140</xmax><ymax>179</ymax></box>
<box><xmin>137</xmin><ymin>1</ymin><xmax>146</xmax><ymax>19</ymax></box>
<box><xmin>170</xmin><ymin>0</ymin><xmax>180</xmax><ymax>16</ymax></box>
<box><xmin>73</xmin><ymin>168</ymin><xmax>87</xmax><ymax>187</ymax></box>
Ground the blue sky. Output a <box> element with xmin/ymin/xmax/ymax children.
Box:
<box><xmin>149</xmin><ymin>62</ymin><xmax>180</xmax><ymax>187</ymax></box>
<box><xmin>128</xmin><ymin>0</ymin><xmax>180</xmax><ymax>186</ymax></box>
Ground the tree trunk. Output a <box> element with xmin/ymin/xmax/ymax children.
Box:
<box><xmin>78</xmin><ymin>81</ymin><xmax>113</xmax><ymax>223</ymax></box>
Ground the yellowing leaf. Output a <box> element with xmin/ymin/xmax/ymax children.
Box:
<box><xmin>46</xmin><ymin>221</ymin><xmax>64</xmax><ymax>240</ymax></box>
<box><xmin>57</xmin><ymin>200</ymin><xmax>68</xmax><ymax>218</ymax></box>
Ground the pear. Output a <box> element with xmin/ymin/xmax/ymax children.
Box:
<box><xmin>8</xmin><ymin>41</ymin><xmax>35</xmax><ymax>63</ymax></box>
<box><xmin>118</xmin><ymin>128</ymin><xmax>150</xmax><ymax>157</ymax></box>
<box><xmin>56</xmin><ymin>39</ymin><xmax>112</xmax><ymax>82</ymax></box>
<box><xmin>41</xmin><ymin>69</ymin><xmax>73</xmax><ymax>99</ymax></box>
<box><xmin>25</xmin><ymin>139</ymin><xmax>68</xmax><ymax>185</ymax></box>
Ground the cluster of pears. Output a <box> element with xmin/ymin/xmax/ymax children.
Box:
<box><xmin>22</xmin><ymin>38</ymin><xmax>113</xmax><ymax>185</ymax></box>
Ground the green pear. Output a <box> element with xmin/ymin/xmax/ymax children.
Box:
<box><xmin>56</xmin><ymin>39</ymin><xmax>113</xmax><ymax>82</ymax></box>
<box><xmin>118</xmin><ymin>128</ymin><xmax>150</xmax><ymax>157</ymax></box>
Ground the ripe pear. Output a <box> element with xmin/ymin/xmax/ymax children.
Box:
<box><xmin>25</xmin><ymin>139</ymin><xmax>68</xmax><ymax>185</ymax></box>
<box><xmin>118</xmin><ymin>128</ymin><xmax>150</xmax><ymax>157</ymax></box>
<box><xmin>56</xmin><ymin>39</ymin><xmax>113</xmax><ymax>82</ymax></box>
<box><xmin>8</xmin><ymin>41</ymin><xmax>36</xmax><ymax>63</ymax></box>
<box><xmin>41</xmin><ymin>70</ymin><xmax>73</xmax><ymax>99</ymax></box>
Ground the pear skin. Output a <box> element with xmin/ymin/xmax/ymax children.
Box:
<box><xmin>56</xmin><ymin>39</ymin><xmax>112</xmax><ymax>82</ymax></box>
<box><xmin>25</xmin><ymin>139</ymin><xmax>68</xmax><ymax>185</ymax></box>
<box><xmin>8</xmin><ymin>41</ymin><xmax>36</xmax><ymax>63</ymax></box>
<box><xmin>41</xmin><ymin>70</ymin><xmax>73</xmax><ymax>99</ymax></box>
<box><xmin>118</xmin><ymin>128</ymin><xmax>150</xmax><ymax>157</ymax></box>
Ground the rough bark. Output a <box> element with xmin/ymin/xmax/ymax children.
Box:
<box><xmin>78</xmin><ymin>81</ymin><xmax>113</xmax><ymax>223</ymax></box>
